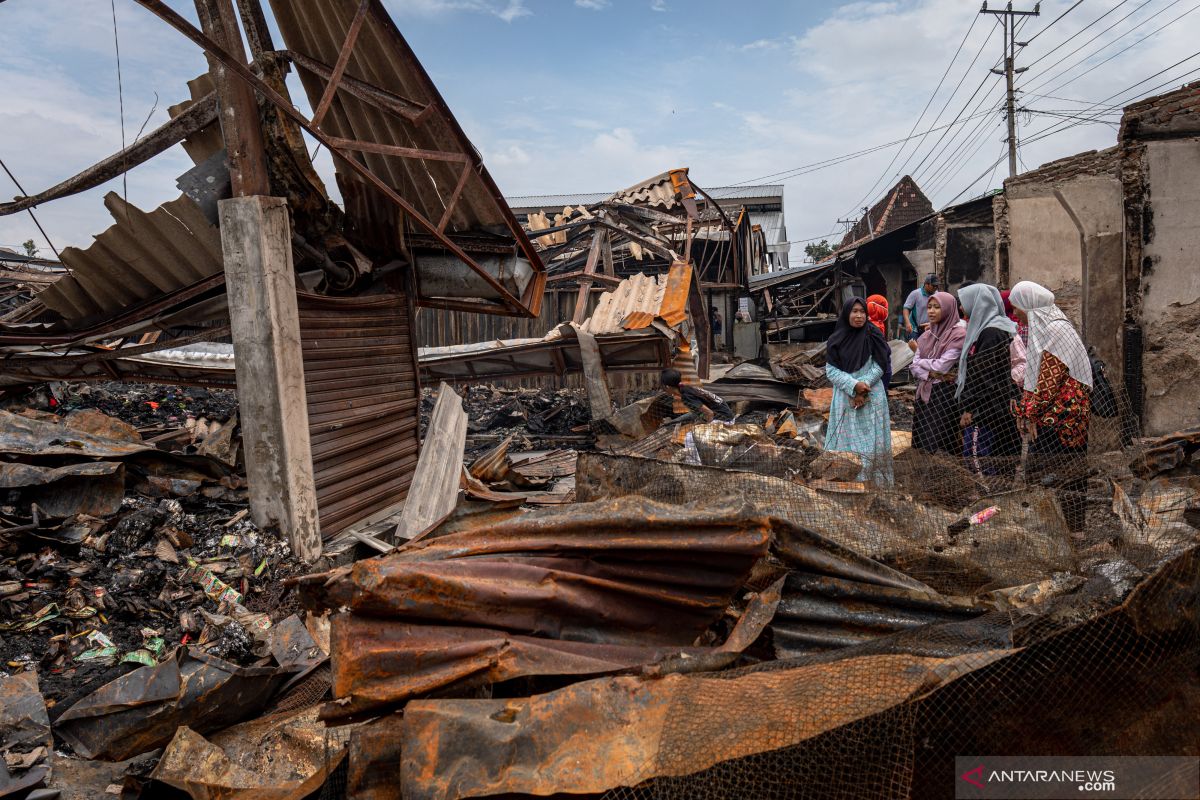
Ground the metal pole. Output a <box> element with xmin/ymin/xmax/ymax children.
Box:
<box><xmin>1003</xmin><ymin>16</ymin><xmax>1018</xmax><ymax>177</ymax></box>
<box><xmin>982</xmin><ymin>2</ymin><xmax>1039</xmax><ymax>178</ymax></box>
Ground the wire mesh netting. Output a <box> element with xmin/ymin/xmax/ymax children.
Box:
<box><xmin>309</xmin><ymin>286</ymin><xmax>1198</xmax><ymax>799</ymax></box>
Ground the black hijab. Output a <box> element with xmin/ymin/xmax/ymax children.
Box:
<box><xmin>826</xmin><ymin>297</ymin><xmax>892</xmax><ymax>388</ymax></box>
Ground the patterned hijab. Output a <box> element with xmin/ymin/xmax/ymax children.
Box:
<box><xmin>915</xmin><ymin>291</ymin><xmax>967</xmax><ymax>403</ymax></box>
<box><xmin>955</xmin><ymin>284</ymin><xmax>1016</xmax><ymax>398</ymax></box>
<box><xmin>1008</xmin><ymin>281</ymin><xmax>1092</xmax><ymax>391</ymax></box>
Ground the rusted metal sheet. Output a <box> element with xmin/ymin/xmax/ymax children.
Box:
<box><xmin>298</xmin><ymin>497</ymin><xmax>773</xmax><ymax>719</ymax></box>
<box><xmin>55</xmin><ymin>648</ymin><xmax>291</xmax><ymax>761</ymax></box>
<box><xmin>304</xmin><ymin>497</ymin><xmax>770</xmax><ymax>639</ymax></box>
<box><xmin>579</xmin><ymin>272</ymin><xmax>667</xmax><ymax>335</ymax></box>
<box><xmin>324</xmin><ymin>577</ymin><xmax>780</xmax><ymax>721</ymax></box>
<box><xmin>397</xmin><ymin>649</ymin><xmax>1009</xmax><ymax>800</ymax></box>
<box><xmin>151</xmin><ymin>706</ymin><xmax>348</xmax><ymax>800</ymax></box>
<box><xmin>37</xmin><ymin>193</ymin><xmax>222</xmax><ymax>324</ymax></box>
<box><xmin>773</xmin><ymin>571</ymin><xmax>987</xmax><ymax>656</ymax></box>
<box><xmin>298</xmin><ymin>291</ymin><xmax>420</xmax><ymax>539</ymax></box>
<box><xmin>0</xmin><ymin>671</ymin><xmax>52</xmax><ymax>798</ymax></box>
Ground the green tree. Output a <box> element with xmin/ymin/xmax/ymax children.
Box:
<box><xmin>21</xmin><ymin>239</ymin><xmax>37</xmax><ymax>258</ymax></box>
<box><xmin>804</xmin><ymin>239</ymin><xmax>833</xmax><ymax>262</ymax></box>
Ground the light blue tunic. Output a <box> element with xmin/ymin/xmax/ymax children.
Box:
<box><xmin>824</xmin><ymin>360</ymin><xmax>893</xmax><ymax>485</ymax></box>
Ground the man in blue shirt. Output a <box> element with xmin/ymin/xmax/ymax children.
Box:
<box><xmin>902</xmin><ymin>274</ymin><xmax>940</xmax><ymax>340</ymax></box>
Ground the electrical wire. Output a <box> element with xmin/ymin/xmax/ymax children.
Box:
<box><xmin>944</xmin><ymin>53</ymin><xmax>1200</xmax><ymax>205</ymax></box>
<box><xmin>725</xmin><ymin>107</ymin><xmax>1002</xmax><ymax>186</ymax></box>
<box><xmin>1032</xmin><ymin>0</ymin><xmax>1200</xmax><ymax>98</ymax></box>
<box><xmin>1022</xmin><ymin>0</ymin><xmax>1086</xmax><ymax>46</ymax></box>
<box><xmin>1024</xmin><ymin>0</ymin><xmax>1133</xmax><ymax>70</ymax></box>
<box><xmin>1021</xmin><ymin>0</ymin><xmax>1156</xmax><ymax>88</ymax></box>
<box><xmin>0</xmin><ymin>157</ymin><xmax>63</xmax><ymax>261</ymax></box>
<box><xmin>838</xmin><ymin>13</ymin><xmax>984</xmax><ymax>223</ymax></box>
<box><xmin>110</xmin><ymin>0</ymin><xmax>129</xmax><ymax>220</ymax></box>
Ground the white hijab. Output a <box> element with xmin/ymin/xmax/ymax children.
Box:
<box><xmin>1008</xmin><ymin>281</ymin><xmax>1092</xmax><ymax>392</ymax></box>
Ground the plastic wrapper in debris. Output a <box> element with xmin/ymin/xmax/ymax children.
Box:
<box><xmin>0</xmin><ymin>671</ymin><xmax>52</xmax><ymax>799</ymax></box>
<box><xmin>54</xmin><ymin>647</ymin><xmax>293</xmax><ymax>761</ymax></box>
<box><xmin>151</xmin><ymin>705</ymin><xmax>347</xmax><ymax>800</ymax></box>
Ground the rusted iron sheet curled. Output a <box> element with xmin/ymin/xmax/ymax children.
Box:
<box><xmin>396</xmin><ymin>649</ymin><xmax>1010</xmax><ymax>800</ymax></box>
<box><xmin>298</xmin><ymin>497</ymin><xmax>775</xmax><ymax>721</ymax></box>
<box><xmin>55</xmin><ymin>648</ymin><xmax>292</xmax><ymax>761</ymax></box>
<box><xmin>151</xmin><ymin>706</ymin><xmax>348</xmax><ymax>800</ymax></box>
<box><xmin>323</xmin><ymin>577</ymin><xmax>782</xmax><ymax>722</ymax></box>
<box><xmin>301</xmin><ymin>497</ymin><xmax>771</xmax><ymax>640</ymax></box>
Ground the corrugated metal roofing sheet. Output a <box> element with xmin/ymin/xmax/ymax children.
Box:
<box><xmin>36</xmin><ymin>193</ymin><xmax>221</xmax><ymax>324</ymax></box>
<box><xmin>579</xmin><ymin>272</ymin><xmax>666</xmax><ymax>335</ymax></box>
<box><xmin>269</xmin><ymin>0</ymin><xmax>541</xmax><ymax>256</ymax></box>
<box><xmin>749</xmin><ymin>211</ymin><xmax>786</xmax><ymax>244</ymax></box>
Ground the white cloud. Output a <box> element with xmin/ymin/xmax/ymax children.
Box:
<box><xmin>575</xmin><ymin>0</ymin><xmax>611</xmax><ymax>9</ymax></box>
<box><xmin>496</xmin><ymin>0</ymin><xmax>531</xmax><ymax>23</ymax></box>
<box><xmin>650</xmin><ymin>0</ymin><xmax>668</xmax><ymax>11</ymax></box>
<box><xmin>384</xmin><ymin>0</ymin><xmax>531</xmax><ymax>22</ymax></box>
<box><xmin>741</xmin><ymin>38</ymin><xmax>781</xmax><ymax>51</ymax></box>
<box><xmin>489</xmin><ymin>144</ymin><xmax>533</xmax><ymax>167</ymax></box>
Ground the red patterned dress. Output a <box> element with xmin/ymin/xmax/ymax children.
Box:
<box><xmin>1018</xmin><ymin>351</ymin><xmax>1090</xmax><ymax>448</ymax></box>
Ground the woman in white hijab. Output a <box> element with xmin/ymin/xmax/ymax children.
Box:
<box><xmin>1008</xmin><ymin>280</ymin><xmax>1092</xmax><ymax>531</ymax></box>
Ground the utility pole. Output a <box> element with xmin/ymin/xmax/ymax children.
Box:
<box><xmin>981</xmin><ymin>2</ymin><xmax>1039</xmax><ymax>178</ymax></box>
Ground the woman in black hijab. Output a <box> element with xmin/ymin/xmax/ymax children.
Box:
<box><xmin>824</xmin><ymin>298</ymin><xmax>894</xmax><ymax>484</ymax></box>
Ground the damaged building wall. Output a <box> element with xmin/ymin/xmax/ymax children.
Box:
<box><xmin>1121</xmin><ymin>82</ymin><xmax>1200</xmax><ymax>436</ymax></box>
<box><xmin>1136</xmin><ymin>138</ymin><xmax>1200</xmax><ymax>435</ymax></box>
<box><xmin>934</xmin><ymin>196</ymin><xmax>997</xmax><ymax>291</ymax></box>
<box><xmin>1001</xmin><ymin>149</ymin><xmax>1123</xmax><ymax>365</ymax></box>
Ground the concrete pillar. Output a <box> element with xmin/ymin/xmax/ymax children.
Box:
<box><xmin>219</xmin><ymin>195</ymin><xmax>321</xmax><ymax>562</ymax></box>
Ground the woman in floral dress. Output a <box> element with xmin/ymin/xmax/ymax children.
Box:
<box><xmin>1008</xmin><ymin>281</ymin><xmax>1092</xmax><ymax>532</ymax></box>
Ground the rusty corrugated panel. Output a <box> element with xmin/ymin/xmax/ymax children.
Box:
<box><xmin>298</xmin><ymin>291</ymin><xmax>419</xmax><ymax>538</ymax></box>
<box><xmin>396</xmin><ymin>649</ymin><xmax>1008</xmax><ymax>800</ymax></box>
<box><xmin>297</xmin><ymin>497</ymin><xmax>772</xmax><ymax>721</ymax></box>
<box><xmin>37</xmin><ymin>193</ymin><xmax>221</xmax><ymax>324</ymax></box>
<box><xmin>579</xmin><ymin>272</ymin><xmax>666</xmax><ymax>335</ymax></box>
<box><xmin>656</xmin><ymin>260</ymin><xmax>692</xmax><ymax>327</ymax></box>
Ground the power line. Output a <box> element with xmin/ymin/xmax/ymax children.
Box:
<box><xmin>725</xmin><ymin>107</ymin><xmax>1001</xmax><ymax>187</ymax></box>
<box><xmin>0</xmin><ymin>158</ymin><xmax>62</xmax><ymax>261</ymax></box>
<box><xmin>926</xmin><ymin>115</ymin><xmax>1006</xmax><ymax>195</ymax></box>
<box><xmin>839</xmin><ymin>13</ymin><xmax>985</xmax><ymax>222</ymax></box>
<box><xmin>1024</xmin><ymin>0</ymin><xmax>1133</xmax><ymax>70</ymax></box>
<box><xmin>1022</xmin><ymin>0</ymin><xmax>1155</xmax><ymax>88</ymax></box>
<box><xmin>928</xmin><ymin>119</ymin><xmax>1006</xmax><ymax>197</ymax></box>
<box><xmin>942</xmin><ymin>57</ymin><xmax>1200</xmax><ymax>205</ymax></box>
<box><xmin>1031</xmin><ymin>0</ymin><xmax>1200</xmax><ymax>97</ymax></box>
<box><xmin>1023</xmin><ymin>0</ymin><xmax>1085</xmax><ymax>45</ymax></box>
<box><xmin>885</xmin><ymin>20</ymin><xmax>1002</xmax><ymax>188</ymax></box>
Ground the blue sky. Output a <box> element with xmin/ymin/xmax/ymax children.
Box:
<box><xmin>1</xmin><ymin>0</ymin><xmax>1198</xmax><ymax>261</ymax></box>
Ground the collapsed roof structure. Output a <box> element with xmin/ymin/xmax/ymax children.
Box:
<box><xmin>0</xmin><ymin>0</ymin><xmax>555</xmax><ymax>553</ymax></box>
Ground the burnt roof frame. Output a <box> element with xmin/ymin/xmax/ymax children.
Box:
<box><xmin>133</xmin><ymin>0</ymin><xmax>546</xmax><ymax>319</ymax></box>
